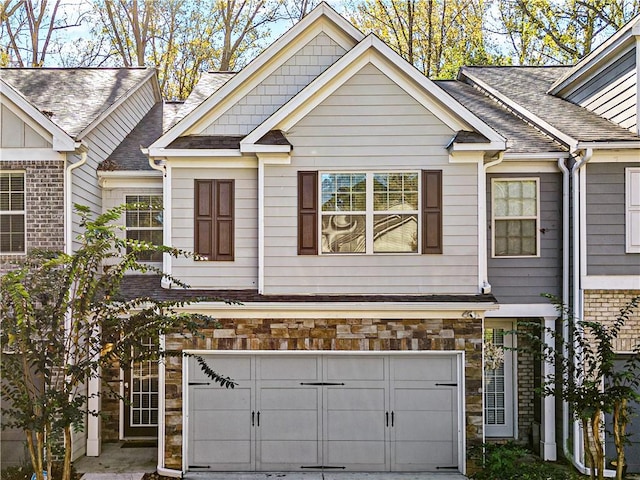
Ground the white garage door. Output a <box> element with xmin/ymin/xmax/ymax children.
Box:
<box><xmin>187</xmin><ymin>353</ymin><xmax>460</xmax><ymax>473</ymax></box>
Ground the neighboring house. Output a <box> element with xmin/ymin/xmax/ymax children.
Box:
<box><xmin>1</xmin><ymin>4</ymin><xmax>638</xmax><ymax>477</ymax></box>
<box><xmin>0</xmin><ymin>67</ymin><xmax>162</xmax><ymax>465</ymax></box>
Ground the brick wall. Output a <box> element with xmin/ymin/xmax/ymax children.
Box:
<box><xmin>583</xmin><ymin>290</ymin><xmax>640</xmax><ymax>352</ymax></box>
<box><xmin>0</xmin><ymin>160</ymin><xmax>65</xmax><ymax>273</ymax></box>
<box><xmin>162</xmin><ymin>315</ymin><xmax>483</xmax><ymax>470</ymax></box>
<box><xmin>516</xmin><ymin>321</ymin><xmax>537</xmax><ymax>444</ymax></box>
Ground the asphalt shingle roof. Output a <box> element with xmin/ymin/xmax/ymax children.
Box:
<box><xmin>460</xmin><ymin>66</ymin><xmax>639</xmax><ymax>144</ymax></box>
<box><xmin>436</xmin><ymin>80</ymin><xmax>565</xmax><ymax>154</ymax></box>
<box><xmin>1</xmin><ymin>67</ymin><xmax>155</xmax><ymax>138</ymax></box>
<box><xmin>170</xmin><ymin>71</ymin><xmax>236</xmax><ymax>128</ymax></box>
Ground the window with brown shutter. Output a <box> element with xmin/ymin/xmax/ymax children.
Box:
<box><xmin>298</xmin><ymin>171</ymin><xmax>318</xmax><ymax>255</ymax></box>
<box><xmin>422</xmin><ymin>170</ymin><xmax>442</xmax><ymax>254</ymax></box>
<box><xmin>194</xmin><ymin>179</ymin><xmax>234</xmax><ymax>261</ymax></box>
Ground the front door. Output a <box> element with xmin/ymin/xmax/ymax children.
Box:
<box><xmin>123</xmin><ymin>338</ymin><xmax>158</xmax><ymax>438</ymax></box>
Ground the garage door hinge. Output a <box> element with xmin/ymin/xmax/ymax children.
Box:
<box><xmin>188</xmin><ymin>382</ymin><xmax>210</xmax><ymax>386</ymax></box>
<box><xmin>301</xmin><ymin>465</ymin><xmax>346</xmax><ymax>469</ymax></box>
<box><xmin>435</xmin><ymin>383</ymin><xmax>457</xmax><ymax>386</ymax></box>
<box><xmin>299</xmin><ymin>382</ymin><xmax>345</xmax><ymax>386</ymax></box>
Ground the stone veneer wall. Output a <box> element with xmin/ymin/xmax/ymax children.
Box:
<box><xmin>163</xmin><ymin>316</ymin><xmax>483</xmax><ymax>470</ymax></box>
<box><xmin>583</xmin><ymin>290</ymin><xmax>640</xmax><ymax>352</ymax></box>
<box><xmin>0</xmin><ymin>160</ymin><xmax>65</xmax><ymax>273</ymax></box>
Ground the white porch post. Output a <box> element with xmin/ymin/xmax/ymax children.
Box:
<box><xmin>540</xmin><ymin>315</ymin><xmax>557</xmax><ymax>460</ymax></box>
<box><xmin>86</xmin><ymin>373</ymin><xmax>101</xmax><ymax>456</ymax></box>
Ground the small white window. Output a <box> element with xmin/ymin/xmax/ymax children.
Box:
<box><xmin>125</xmin><ymin>195</ymin><xmax>163</xmax><ymax>262</ymax></box>
<box><xmin>320</xmin><ymin>172</ymin><xmax>419</xmax><ymax>254</ymax></box>
<box><xmin>484</xmin><ymin>323</ymin><xmax>515</xmax><ymax>437</ymax></box>
<box><xmin>0</xmin><ymin>172</ymin><xmax>26</xmax><ymax>254</ymax></box>
<box><xmin>626</xmin><ymin>168</ymin><xmax>640</xmax><ymax>253</ymax></box>
<box><xmin>492</xmin><ymin>178</ymin><xmax>539</xmax><ymax>257</ymax></box>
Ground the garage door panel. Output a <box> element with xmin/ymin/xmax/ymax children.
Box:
<box><xmin>193</xmin><ymin>411</ymin><xmax>250</xmax><ymax>441</ymax></box>
<box><xmin>392</xmin><ymin>357</ymin><xmax>455</xmax><ymax>381</ymax></box>
<box><xmin>260</xmin><ymin>410</ymin><xmax>319</xmax><ymax>441</ymax></box>
<box><xmin>326</xmin><ymin>356</ymin><xmax>385</xmax><ymax>381</ymax></box>
<box><xmin>394</xmin><ymin>388</ymin><xmax>454</xmax><ymax>411</ymax></box>
<box><xmin>326</xmin><ymin>440</ymin><xmax>387</xmax><ymax>466</ymax></box>
<box><xmin>259</xmin><ymin>356</ymin><xmax>320</xmax><ymax>380</ymax></box>
<box><xmin>327</xmin><ymin>410</ymin><xmax>384</xmax><ymax>440</ymax></box>
<box><xmin>192</xmin><ymin>387</ymin><xmax>251</xmax><ymax>410</ymax></box>
<box><xmin>326</xmin><ymin>387</ymin><xmax>385</xmax><ymax>410</ymax></box>
<box><xmin>190</xmin><ymin>356</ymin><xmax>252</xmax><ymax>381</ymax></box>
<box><xmin>260</xmin><ymin>387</ymin><xmax>318</xmax><ymax>409</ymax></box>
<box><xmin>395</xmin><ymin>411</ymin><xmax>454</xmax><ymax>441</ymax></box>
<box><xmin>192</xmin><ymin>440</ymin><xmax>252</xmax><ymax>465</ymax></box>
<box><xmin>394</xmin><ymin>440</ymin><xmax>456</xmax><ymax>466</ymax></box>
<box><xmin>260</xmin><ymin>440</ymin><xmax>320</xmax><ymax>465</ymax></box>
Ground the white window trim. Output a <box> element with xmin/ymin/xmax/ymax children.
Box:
<box><xmin>319</xmin><ymin>171</ymin><xmax>420</xmax><ymax>255</ymax></box>
<box><xmin>626</xmin><ymin>167</ymin><xmax>640</xmax><ymax>253</ymax></box>
<box><xmin>0</xmin><ymin>171</ymin><xmax>26</xmax><ymax>255</ymax></box>
<box><xmin>491</xmin><ymin>177</ymin><xmax>540</xmax><ymax>258</ymax></box>
<box><xmin>484</xmin><ymin>319</ymin><xmax>517</xmax><ymax>438</ymax></box>
<box><xmin>124</xmin><ymin>194</ymin><xmax>163</xmax><ymax>263</ymax></box>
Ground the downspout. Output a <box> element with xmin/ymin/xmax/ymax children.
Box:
<box><xmin>146</xmin><ymin>154</ymin><xmax>182</xmax><ymax>478</ymax></box>
<box><xmin>64</xmin><ymin>149</ymin><xmax>87</xmax><ymax>254</ymax></box>
<box><xmin>565</xmin><ymin>148</ymin><xmax>593</xmax><ymax>476</ymax></box>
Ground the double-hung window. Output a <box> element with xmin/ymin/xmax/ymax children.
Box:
<box><xmin>298</xmin><ymin>170</ymin><xmax>442</xmax><ymax>255</ymax></box>
<box><xmin>125</xmin><ymin>195</ymin><xmax>163</xmax><ymax>262</ymax></box>
<box><xmin>492</xmin><ymin>178</ymin><xmax>539</xmax><ymax>257</ymax></box>
<box><xmin>0</xmin><ymin>172</ymin><xmax>26</xmax><ymax>254</ymax></box>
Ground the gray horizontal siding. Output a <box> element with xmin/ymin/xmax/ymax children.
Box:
<box><xmin>171</xmin><ymin>167</ymin><xmax>258</xmax><ymax>289</ymax></box>
<box><xmin>566</xmin><ymin>49</ymin><xmax>637</xmax><ymax>132</ymax></box>
<box><xmin>263</xmin><ymin>63</ymin><xmax>478</xmax><ymax>295</ymax></box>
<box><xmin>487</xmin><ymin>172</ymin><xmax>563</xmax><ymax>304</ymax></box>
<box><xmin>586</xmin><ymin>162</ymin><xmax>640</xmax><ymax>274</ymax></box>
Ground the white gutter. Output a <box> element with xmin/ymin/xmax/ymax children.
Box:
<box><xmin>64</xmin><ymin>150</ymin><xmax>88</xmax><ymax>254</ymax></box>
<box><xmin>566</xmin><ymin>148</ymin><xmax>593</xmax><ymax>476</ymax></box>
<box><xmin>479</xmin><ymin>153</ymin><xmax>504</xmax><ymax>293</ymax></box>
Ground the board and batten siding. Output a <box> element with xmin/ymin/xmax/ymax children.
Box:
<box><xmin>70</xmin><ymin>80</ymin><xmax>158</xmax><ymax>252</ymax></box>
<box><xmin>0</xmin><ymin>104</ymin><xmax>51</xmax><ymax>148</ymax></box>
<box><xmin>200</xmin><ymin>32</ymin><xmax>347</xmax><ymax>136</ymax></box>
<box><xmin>565</xmin><ymin>49</ymin><xmax>637</xmax><ymax>132</ymax></box>
<box><xmin>262</xmin><ymin>63</ymin><xmax>478</xmax><ymax>295</ymax></box>
<box><xmin>586</xmin><ymin>162</ymin><xmax>640</xmax><ymax>275</ymax></box>
<box><xmin>486</xmin><ymin>172</ymin><xmax>562</xmax><ymax>304</ymax></box>
<box><xmin>171</xmin><ymin>167</ymin><xmax>258</xmax><ymax>289</ymax></box>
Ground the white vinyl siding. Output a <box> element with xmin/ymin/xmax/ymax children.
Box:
<box><xmin>0</xmin><ymin>105</ymin><xmax>51</xmax><ymax>148</ymax></box>
<box><xmin>263</xmin><ymin>63</ymin><xmax>477</xmax><ymax>295</ymax></box>
<box><xmin>201</xmin><ymin>32</ymin><xmax>347</xmax><ymax>136</ymax></box>
<box><xmin>171</xmin><ymin>167</ymin><xmax>258</xmax><ymax>289</ymax></box>
<box><xmin>627</xmin><ymin>167</ymin><xmax>640</xmax><ymax>253</ymax></box>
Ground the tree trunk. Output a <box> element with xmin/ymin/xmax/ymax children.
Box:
<box><xmin>583</xmin><ymin>417</ymin><xmax>596</xmax><ymax>480</ymax></box>
<box><xmin>591</xmin><ymin>411</ymin><xmax>605</xmax><ymax>480</ymax></box>
<box><xmin>613</xmin><ymin>399</ymin><xmax>627</xmax><ymax>480</ymax></box>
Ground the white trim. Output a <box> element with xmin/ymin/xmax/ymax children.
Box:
<box><xmin>625</xmin><ymin>167</ymin><xmax>640</xmax><ymax>253</ymax></box>
<box><xmin>243</xmin><ymin>37</ymin><xmax>504</xmax><ymax>150</ymax></box>
<box><xmin>582</xmin><ymin>275</ymin><xmax>640</xmax><ymax>289</ymax></box>
<box><xmin>461</xmin><ymin>70</ymin><xmax>578</xmax><ymax>151</ymax></box>
<box><xmin>448</xmin><ymin>141</ymin><xmax>506</xmax><ymax>152</ymax></box>
<box><xmin>258</xmin><ymin>158</ymin><xmax>265</xmax><ymax>294</ymax></box>
<box><xmin>577</xmin><ymin>141</ymin><xmax>640</xmax><ymax>150</ymax></box>
<box><xmin>487</xmin><ymin>161</ymin><xmax>562</xmax><ymax>174</ymax></box>
<box><xmin>486</xmin><ymin>303</ymin><xmax>559</xmax><ymax>318</ymax></box>
<box><xmin>148</xmin><ymin>148</ymin><xmax>246</xmax><ymax>158</ymax></box>
<box><xmin>98</xmin><ymin>173</ymin><xmax>163</xmax><ymax>188</ymax></box>
<box><xmin>162</xmin><ymin>164</ymin><xmax>172</xmax><ymax>286</ymax></box>
<box><xmin>540</xmin><ymin>316</ymin><xmax>557</xmax><ymax>460</ymax></box>
<box><xmin>1</xmin><ymin>80</ymin><xmax>78</xmax><ymax>151</ymax></box>
<box><xmin>153</xmin><ymin>3</ymin><xmax>363</xmax><ymax>149</ymax></box>
<box><xmin>0</xmin><ymin>148</ymin><xmax>65</xmax><ymax>161</ymax></box>
<box><xmin>76</xmin><ymin>69</ymin><xmax>159</xmax><ymax>140</ymax></box>
<box><xmin>502</xmin><ymin>152</ymin><xmax>571</xmax><ymax>160</ymax></box>
<box><xmin>490</xmin><ymin>177</ymin><xmax>541</xmax><ymax>259</ymax></box>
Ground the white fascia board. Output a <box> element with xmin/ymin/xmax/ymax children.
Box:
<box><xmin>502</xmin><ymin>152</ymin><xmax>570</xmax><ymax>160</ymax></box>
<box><xmin>1</xmin><ymin>80</ymin><xmax>78</xmax><ymax>152</ymax></box>
<box><xmin>577</xmin><ymin>141</ymin><xmax>640</xmax><ymax>150</ymax></box>
<box><xmin>76</xmin><ymin>69</ymin><xmax>159</xmax><ymax>140</ymax></box>
<box><xmin>243</xmin><ymin>36</ymin><xmax>505</xmax><ymax>148</ymax></box>
<box><xmin>582</xmin><ymin>276</ymin><xmax>640</xmax><ymax>290</ymax></box>
<box><xmin>240</xmin><ymin>143</ymin><xmax>291</xmax><ymax>153</ymax></box>
<box><xmin>97</xmin><ymin>171</ymin><xmax>163</xmax><ymax>188</ymax></box>
<box><xmin>448</xmin><ymin>141</ymin><xmax>506</xmax><ymax>152</ymax></box>
<box><xmin>549</xmin><ymin>15</ymin><xmax>639</xmax><ymax>95</ymax></box>
<box><xmin>160</xmin><ymin>155</ymin><xmax>258</xmax><ymax>169</ymax></box>
<box><xmin>0</xmin><ymin>148</ymin><xmax>66</xmax><ymax>161</ymax></box>
<box><xmin>462</xmin><ymin>71</ymin><xmax>579</xmax><ymax>151</ymax></box>
<box><xmin>486</xmin><ymin>303</ymin><xmax>559</xmax><ymax>319</ymax></box>
<box><xmin>171</xmin><ymin>301</ymin><xmax>500</xmax><ymax>319</ymax></box>
<box><xmin>147</xmin><ymin>147</ymin><xmax>245</xmax><ymax>157</ymax></box>
<box><xmin>151</xmin><ymin>4</ymin><xmax>363</xmax><ymax>150</ymax></box>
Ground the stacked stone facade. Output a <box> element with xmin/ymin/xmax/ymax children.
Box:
<box><xmin>0</xmin><ymin>160</ymin><xmax>65</xmax><ymax>273</ymax></box>
<box><xmin>162</xmin><ymin>315</ymin><xmax>483</xmax><ymax>470</ymax></box>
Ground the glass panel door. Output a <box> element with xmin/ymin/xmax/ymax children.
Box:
<box><xmin>484</xmin><ymin>326</ymin><xmax>514</xmax><ymax>437</ymax></box>
<box><xmin>124</xmin><ymin>338</ymin><xmax>158</xmax><ymax>438</ymax></box>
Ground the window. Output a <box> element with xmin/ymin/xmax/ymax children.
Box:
<box><xmin>626</xmin><ymin>167</ymin><xmax>640</xmax><ymax>253</ymax></box>
<box><xmin>492</xmin><ymin>178</ymin><xmax>539</xmax><ymax>257</ymax></box>
<box><xmin>0</xmin><ymin>172</ymin><xmax>26</xmax><ymax>254</ymax></box>
<box><xmin>125</xmin><ymin>195</ymin><xmax>163</xmax><ymax>262</ymax></box>
<box><xmin>298</xmin><ymin>170</ymin><xmax>442</xmax><ymax>255</ymax></box>
<box><xmin>194</xmin><ymin>179</ymin><xmax>234</xmax><ymax>261</ymax></box>
<box><xmin>484</xmin><ymin>324</ymin><xmax>515</xmax><ymax>437</ymax></box>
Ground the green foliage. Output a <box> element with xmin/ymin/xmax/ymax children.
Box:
<box><xmin>1</xmin><ymin>204</ymin><xmax>235</xmax><ymax>480</ymax></box>
<box><xmin>470</xmin><ymin>442</ymin><xmax>582</xmax><ymax>480</ymax></box>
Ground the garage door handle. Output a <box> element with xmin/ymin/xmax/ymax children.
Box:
<box><xmin>257</xmin><ymin>411</ymin><xmax>260</xmax><ymax>426</ymax></box>
<box><xmin>252</xmin><ymin>411</ymin><xmax>255</xmax><ymax>427</ymax></box>
<box><xmin>391</xmin><ymin>411</ymin><xmax>394</xmax><ymax>427</ymax></box>
<box><xmin>386</xmin><ymin>412</ymin><xmax>389</xmax><ymax>427</ymax></box>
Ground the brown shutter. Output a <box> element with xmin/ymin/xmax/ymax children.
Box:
<box><xmin>298</xmin><ymin>171</ymin><xmax>318</xmax><ymax>255</ymax></box>
<box><xmin>194</xmin><ymin>179</ymin><xmax>234</xmax><ymax>261</ymax></box>
<box><xmin>422</xmin><ymin>170</ymin><xmax>442</xmax><ymax>254</ymax></box>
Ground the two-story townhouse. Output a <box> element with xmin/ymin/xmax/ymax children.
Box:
<box><xmin>454</xmin><ymin>14</ymin><xmax>640</xmax><ymax>474</ymax></box>
<box><xmin>0</xmin><ymin>67</ymin><xmax>162</xmax><ymax>466</ymax></box>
